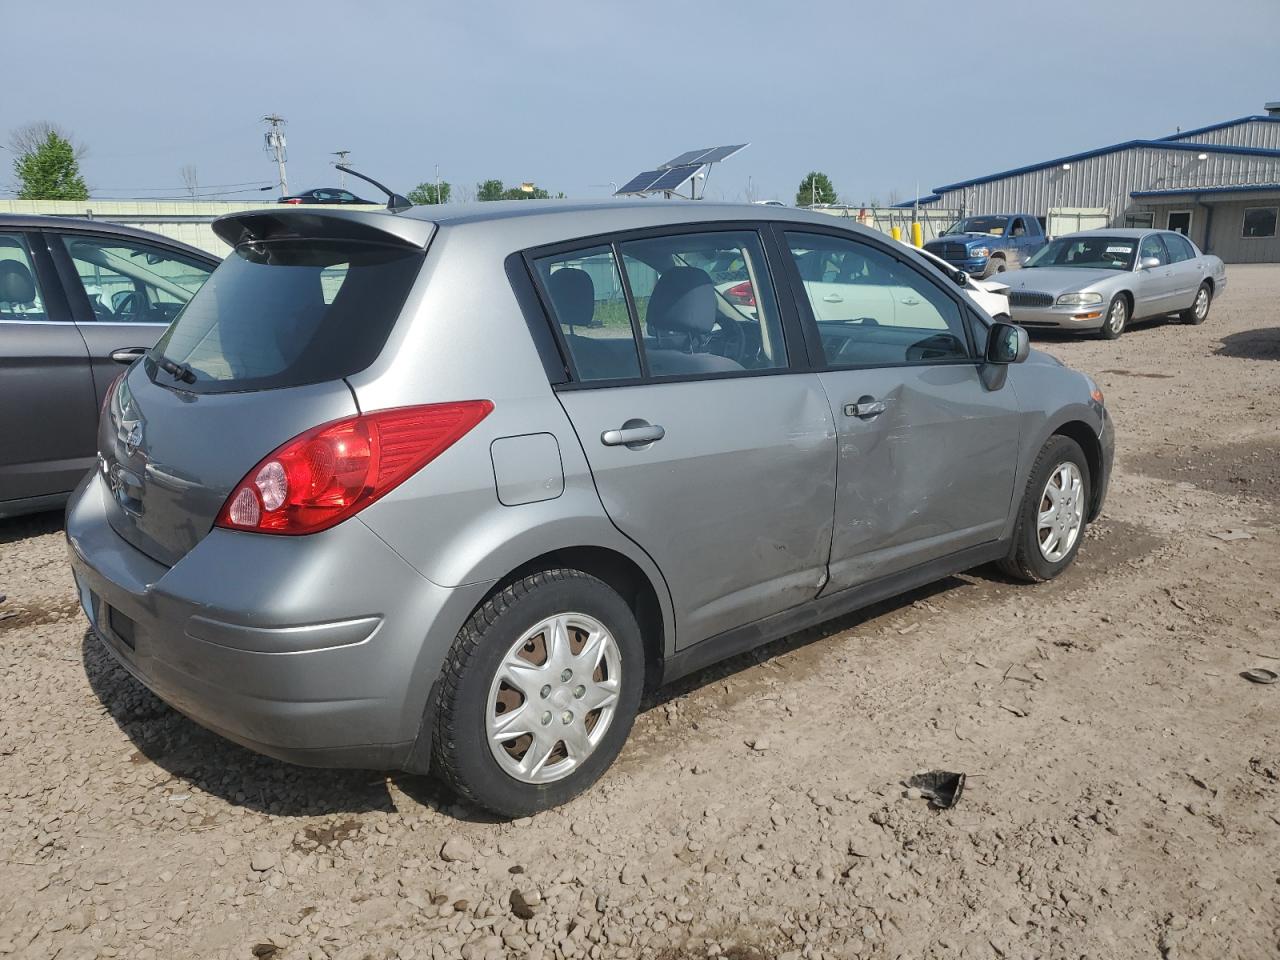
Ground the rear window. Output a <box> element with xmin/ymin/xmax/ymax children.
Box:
<box><xmin>149</xmin><ymin>239</ymin><xmax>423</xmax><ymax>393</ymax></box>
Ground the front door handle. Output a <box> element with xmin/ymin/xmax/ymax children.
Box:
<box><xmin>601</xmin><ymin>422</ymin><xmax>665</xmax><ymax>448</ymax></box>
<box><xmin>843</xmin><ymin>397</ymin><xmax>888</xmax><ymax>419</ymax></box>
<box><xmin>900</xmin><ymin>298</ymin><xmax>921</xmax><ymax>306</ymax></box>
<box><xmin>110</xmin><ymin>347</ymin><xmax>147</xmax><ymax>364</ymax></box>
<box><xmin>822</xmin><ymin>293</ymin><xmax>844</xmax><ymax>303</ymax></box>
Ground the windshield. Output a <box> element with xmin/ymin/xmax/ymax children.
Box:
<box><xmin>1025</xmin><ymin>237</ymin><xmax>1136</xmax><ymax>270</ymax></box>
<box><xmin>944</xmin><ymin>216</ymin><xmax>1008</xmax><ymax>237</ymax></box>
<box><xmin>150</xmin><ymin>239</ymin><xmax>424</xmax><ymax>393</ymax></box>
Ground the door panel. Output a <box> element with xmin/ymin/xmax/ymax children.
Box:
<box><xmin>0</xmin><ymin>231</ymin><xmax>97</xmax><ymax>504</ymax></box>
<box><xmin>558</xmin><ymin>377</ymin><xmax>836</xmax><ymax>645</ymax></box>
<box><xmin>779</xmin><ymin>228</ymin><xmax>1020</xmax><ymax>593</ymax></box>
<box><xmin>1134</xmin><ymin>234</ymin><xmax>1177</xmax><ymax>317</ymax></box>
<box><xmin>818</xmin><ymin>364</ymin><xmax>1020</xmax><ymax>590</ymax></box>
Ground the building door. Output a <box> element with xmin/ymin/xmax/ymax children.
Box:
<box><xmin>1167</xmin><ymin>211</ymin><xmax>1192</xmax><ymax>235</ymax></box>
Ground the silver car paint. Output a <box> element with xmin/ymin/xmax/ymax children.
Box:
<box><xmin>66</xmin><ymin>200</ymin><xmax>1112</xmax><ymax>772</ymax></box>
<box><xmin>1002</xmin><ymin>228</ymin><xmax>1227</xmax><ymax>330</ymax></box>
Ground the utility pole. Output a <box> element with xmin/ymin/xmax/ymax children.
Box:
<box><xmin>332</xmin><ymin>150</ymin><xmax>351</xmax><ymax>188</ymax></box>
<box><xmin>435</xmin><ymin>163</ymin><xmax>442</xmax><ymax>205</ymax></box>
<box><xmin>263</xmin><ymin>114</ymin><xmax>288</xmax><ymax>196</ymax></box>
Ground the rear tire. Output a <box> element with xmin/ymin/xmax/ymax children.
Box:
<box><xmin>999</xmin><ymin>435</ymin><xmax>1091</xmax><ymax>583</ymax></box>
<box><xmin>1098</xmin><ymin>294</ymin><xmax>1127</xmax><ymax>340</ymax></box>
<box><xmin>431</xmin><ymin>568</ymin><xmax>645</xmax><ymax>818</ymax></box>
<box><xmin>1181</xmin><ymin>282</ymin><xmax>1211</xmax><ymax>325</ymax></box>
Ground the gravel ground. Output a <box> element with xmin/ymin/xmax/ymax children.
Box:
<box><xmin>2</xmin><ymin>266</ymin><xmax>1279</xmax><ymax>960</ymax></box>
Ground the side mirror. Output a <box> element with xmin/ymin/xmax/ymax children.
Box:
<box><xmin>952</xmin><ymin>269</ymin><xmax>969</xmax><ymax>287</ymax></box>
<box><xmin>986</xmin><ymin>321</ymin><xmax>1030</xmax><ymax>364</ymax></box>
<box><xmin>1140</xmin><ymin>256</ymin><xmax>1161</xmax><ymax>270</ymax></box>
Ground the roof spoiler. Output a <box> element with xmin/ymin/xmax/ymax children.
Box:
<box><xmin>212</xmin><ymin>207</ymin><xmax>435</xmax><ymax>250</ymax></box>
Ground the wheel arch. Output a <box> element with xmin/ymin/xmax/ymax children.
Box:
<box><xmin>1050</xmin><ymin>418</ymin><xmax>1104</xmax><ymax>520</ymax></box>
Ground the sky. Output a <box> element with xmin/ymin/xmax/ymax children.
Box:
<box><xmin>6</xmin><ymin>0</ymin><xmax>1280</xmax><ymax>206</ymax></box>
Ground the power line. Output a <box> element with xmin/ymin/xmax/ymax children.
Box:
<box><xmin>89</xmin><ymin>180</ymin><xmax>273</xmax><ymax>192</ymax></box>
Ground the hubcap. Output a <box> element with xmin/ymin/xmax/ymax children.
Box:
<box><xmin>1194</xmin><ymin>289</ymin><xmax>1208</xmax><ymax>319</ymax></box>
<box><xmin>1109</xmin><ymin>299</ymin><xmax>1126</xmax><ymax>333</ymax></box>
<box><xmin>485</xmin><ymin>612</ymin><xmax>621</xmax><ymax>784</ymax></box>
<box><xmin>1037</xmin><ymin>461</ymin><xmax>1084</xmax><ymax>563</ymax></box>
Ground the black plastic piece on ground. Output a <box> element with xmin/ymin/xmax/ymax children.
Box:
<box><xmin>907</xmin><ymin>770</ymin><xmax>966</xmax><ymax>809</ymax></box>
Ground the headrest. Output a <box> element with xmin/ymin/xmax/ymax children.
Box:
<box><xmin>547</xmin><ymin>268</ymin><xmax>595</xmax><ymax>328</ymax></box>
<box><xmin>646</xmin><ymin>266</ymin><xmax>715</xmax><ymax>336</ymax></box>
<box><xmin>0</xmin><ymin>260</ymin><xmax>36</xmax><ymax>305</ymax></box>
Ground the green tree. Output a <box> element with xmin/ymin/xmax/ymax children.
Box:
<box><xmin>796</xmin><ymin>171</ymin><xmax>836</xmax><ymax>207</ymax></box>
<box><xmin>476</xmin><ymin>178</ymin><xmax>505</xmax><ymax>201</ymax></box>
<box><xmin>11</xmin><ymin>124</ymin><xmax>88</xmax><ymax>200</ymax></box>
<box><xmin>407</xmin><ymin>180</ymin><xmax>451</xmax><ymax>205</ymax></box>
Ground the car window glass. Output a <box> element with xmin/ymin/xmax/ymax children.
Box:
<box><xmin>1164</xmin><ymin>233</ymin><xmax>1192</xmax><ymax>262</ymax></box>
<box><xmin>618</xmin><ymin>230</ymin><xmax>787</xmax><ymax>378</ymax></box>
<box><xmin>533</xmin><ymin>245</ymin><xmax>642</xmax><ymax>382</ymax></box>
<box><xmin>1138</xmin><ymin>234</ymin><xmax>1169</xmax><ymax>266</ymax></box>
<box><xmin>786</xmin><ymin>231</ymin><xmax>969</xmax><ymax>368</ymax></box>
<box><xmin>1010</xmin><ymin>218</ymin><xmax>1026</xmax><ymax>237</ymax></box>
<box><xmin>0</xmin><ymin>233</ymin><xmax>49</xmax><ymax>321</ymax></box>
<box><xmin>59</xmin><ymin>235</ymin><xmax>212</xmax><ymax>324</ymax></box>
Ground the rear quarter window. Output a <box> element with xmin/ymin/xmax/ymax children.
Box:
<box><xmin>151</xmin><ymin>239</ymin><xmax>423</xmax><ymax>393</ymax></box>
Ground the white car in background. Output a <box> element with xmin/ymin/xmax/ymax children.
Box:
<box><xmin>908</xmin><ymin>244</ymin><xmax>1012</xmax><ymax>320</ymax></box>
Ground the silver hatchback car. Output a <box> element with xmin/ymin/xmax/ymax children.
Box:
<box><xmin>67</xmin><ymin>200</ymin><xmax>1113</xmax><ymax>816</ymax></box>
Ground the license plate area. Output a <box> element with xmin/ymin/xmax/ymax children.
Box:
<box><xmin>106</xmin><ymin>604</ymin><xmax>137</xmax><ymax>651</ymax></box>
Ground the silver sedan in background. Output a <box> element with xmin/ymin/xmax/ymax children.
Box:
<box><xmin>997</xmin><ymin>228</ymin><xmax>1227</xmax><ymax>339</ymax></box>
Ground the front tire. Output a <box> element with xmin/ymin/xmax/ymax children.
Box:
<box><xmin>1181</xmin><ymin>282</ymin><xmax>1211</xmax><ymax>325</ymax></box>
<box><xmin>999</xmin><ymin>435</ymin><xmax>1091</xmax><ymax>583</ymax></box>
<box><xmin>1098</xmin><ymin>294</ymin><xmax>1127</xmax><ymax>340</ymax></box>
<box><xmin>983</xmin><ymin>255</ymin><xmax>1007</xmax><ymax>278</ymax></box>
<box><xmin>432</xmin><ymin>569</ymin><xmax>645</xmax><ymax>818</ymax></box>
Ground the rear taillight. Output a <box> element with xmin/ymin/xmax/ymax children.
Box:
<box><xmin>724</xmin><ymin>281</ymin><xmax>755</xmax><ymax>307</ymax></box>
<box><xmin>283</xmin><ymin>197</ymin><xmax>303</xmax><ymax>204</ymax></box>
<box><xmin>215</xmin><ymin>401</ymin><xmax>493</xmax><ymax>535</ymax></box>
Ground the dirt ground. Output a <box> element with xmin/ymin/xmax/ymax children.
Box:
<box><xmin>2</xmin><ymin>266</ymin><xmax>1279</xmax><ymax>960</ymax></box>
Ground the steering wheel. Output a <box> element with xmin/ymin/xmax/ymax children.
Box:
<box><xmin>708</xmin><ymin>317</ymin><xmax>747</xmax><ymax>362</ymax></box>
<box><xmin>113</xmin><ymin>292</ymin><xmax>145</xmax><ymax>323</ymax></box>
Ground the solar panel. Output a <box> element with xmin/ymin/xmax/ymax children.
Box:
<box><xmin>662</xmin><ymin>148</ymin><xmax>714</xmax><ymax>169</ymax></box>
<box><xmin>646</xmin><ymin>164</ymin><xmax>703</xmax><ymax>192</ymax></box>
<box><xmin>696</xmin><ymin>143</ymin><xmax>748</xmax><ymax>164</ymax></box>
<box><xmin>614</xmin><ymin>168</ymin><xmax>668</xmax><ymax>195</ymax></box>
<box><xmin>661</xmin><ymin>144</ymin><xmax>749</xmax><ymax>168</ymax></box>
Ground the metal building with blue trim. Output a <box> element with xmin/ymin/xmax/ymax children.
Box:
<box><xmin>897</xmin><ymin>104</ymin><xmax>1280</xmax><ymax>263</ymax></box>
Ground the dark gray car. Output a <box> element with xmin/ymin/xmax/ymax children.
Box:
<box><xmin>66</xmin><ymin>200</ymin><xmax>1113</xmax><ymax>817</ymax></box>
<box><xmin>0</xmin><ymin>216</ymin><xmax>217</xmax><ymax>517</ymax></box>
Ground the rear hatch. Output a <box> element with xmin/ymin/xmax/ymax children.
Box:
<box><xmin>99</xmin><ymin>210</ymin><xmax>432</xmax><ymax>566</ymax></box>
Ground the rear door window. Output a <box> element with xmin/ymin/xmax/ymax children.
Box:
<box><xmin>150</xmin><ymin>239</ymin><xmax>423</xmax><ymax>393</ymax></box>
<box><xmin>532</xmin><ymin>245</ymin><xmax>642</xmax><ymax>382</ymax></box>
<box><xmin>0</xmin><ymin>233</ymin><xmax>49</xmax><ymax>321</ymax></box>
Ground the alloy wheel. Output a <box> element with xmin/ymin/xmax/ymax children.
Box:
<box><xmin>1107</xmin><ymin>298</ymin><xmax>1127</xmax><ymax>335</ymax></box>
<box><xmin>1194</xmin><ymin>288</ymin><xmax>1209</xmax><ymax>321</ymax></box>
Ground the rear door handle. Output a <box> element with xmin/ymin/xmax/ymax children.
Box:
<box><xmin>822</xmin><ymin>293</ymin><xmax>844</xmax><ymax>303</ymax></box>
<box><xmin>601</xmin><ymin>423</ymin><xmax>665</xmax><ymax>448</ymax></box>
<box><xmin>844</xmin><ymin>398</ymin><xmax>888</xmax><ymax>419</ymax></box>
<box><xmin>110</xmin><ymin>347</ymin><xmax>147</xmax><ymax>364</ymax></box>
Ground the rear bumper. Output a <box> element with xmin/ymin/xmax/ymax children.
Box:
<box><xmin>66</xmin><ymin>472</ymin><xmax>493</xmax><ymax>771</ymax></box>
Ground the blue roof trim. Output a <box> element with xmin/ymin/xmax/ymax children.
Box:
<box><xmin>931</xmin><ymin>139</ymin><xmax>1280</xmax><ymax>196</ymax></box>
<box><xmin>1159</xmin><ymin>115</ymin><xmax>1280</xmax><ymax>142</ymax></box>
<box><xmin>1132</xmin><ymin>183</ymin><xmax>1280</xmax><ymax>198</ymax></box>
<box><xmin>892</xmin><ymin>194</ymin><xmax>940</xmax><ymax>208</ymax></box>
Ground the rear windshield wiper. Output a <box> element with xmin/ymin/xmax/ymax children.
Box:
<box><xmin>156</xmin><ymin>356</ymin><xmax>196</xmax><ymax>384</ymax></box>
